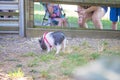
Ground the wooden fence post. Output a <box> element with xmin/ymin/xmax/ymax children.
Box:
<box><xmin>24</xmin><ymin>0</ymin><xmax>34</xmax><ymax>31</ymax></box>
<box><xmin>29</xmin><ymin>0</ymin><xmax>34</xmax><ymax>28</ymax></box>
<box><xmin>19</xmin><ymin>0</ymin><xmax>25</xmax><ymax>37</ymax></box>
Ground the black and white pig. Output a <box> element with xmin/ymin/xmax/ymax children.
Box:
<box><xmin>38</xmin><ymin>31</ymin><xmax>67</xmax><ymax>54</ymax></box>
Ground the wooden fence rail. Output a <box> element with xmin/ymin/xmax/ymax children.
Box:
<box><xmin>35</xmin><ymin>0</ymin><xmax>120</xmax><ymax>7</ymax></box>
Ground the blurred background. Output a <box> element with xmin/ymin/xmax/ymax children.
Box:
<box><xmin>34</xmin><ymin>2</ymin><xmax>120</xmax><ymax>30</ymax></box>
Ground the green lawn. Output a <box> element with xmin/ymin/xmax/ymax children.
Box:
<box><xmin>34</xmin><ymin>2</ymin><xmax>120</xmax><ymax>30</ymax></box>
<box><xmin>19</xmin><ymin>42</ymin><xmax>120</xmax><ymax>80</ymax></box>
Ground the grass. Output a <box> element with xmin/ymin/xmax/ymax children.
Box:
<box><xmin>3</xmin><ymin>40</ymin><xmax>120</xmax><ymax>80</ymax></box>
<box><xmin>8</xmin><ymin>68</ymin><xmax>24</xmax><ymax>79</ymax></box>
<box><xmin>40</xmin><ymin>70</ymin><xmax>49</xmax><ymax>78</ymax></box>
<box><xmin>22</xmin><ymin>52</ymin><xmax>37</xmax><ymax>57</ymax></box>
<box><xmin>34</xmin><ymin>2</ymin><xmax>120</xmax><ymax>30</ymax></box>
<box><xmin>24</xmin><ymin>48</ymin><xmax>92</xmax><ymax>79</ymax></box>
<box><xmin>22</xmin><ymin>41</ymin><xmax>120</xmax><ymax>80</ymax></box>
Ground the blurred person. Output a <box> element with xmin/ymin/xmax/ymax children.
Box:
<box><xmin>110</xmin><ymin>7</ymin><xmax>120</xmax><ymax>30</ymax></box>
<box><xmin>76</xmin><ymin>6</ymin><xmax>108</xmax><ymax>29</ymax></box>
<box><xmin>47</xmin><ymin>3</ymin><xmax>68</xmax><ymax>27</ymax></box>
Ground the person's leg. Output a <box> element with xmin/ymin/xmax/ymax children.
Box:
<box><xmin>110</xmin><ymin>7</ymin><xmax>118</xmax><ymax>30</ymax></box>
<box><xmin>112</xmin><ymin>8</ymin><xmax>120</xmax><ymax>30</ymax></box>
<box><xmin>54</xmin><ymin>18</ymin><xmax>69</xmax><ymax>27</ymax></box>
<box><xmin>61</xmin><ymin>18</ymin><xmax>68</xmax><ymax>27</ymax></box>
<box><xmin>111</xmin><ymin>22</ymin><xmax>117</xmax><ymax>30</ymax></box>
<box><xmin>78</xmin><ymin>19</ymin><xmax>88</xmax><ymax>28</ymax></box>
<box><xmin>92</xmin><ymin>7</ymin><xmax>106</xmax><ymax>29</ymax></box>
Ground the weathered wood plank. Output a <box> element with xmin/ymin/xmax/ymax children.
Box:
<box><xmin>0</xmin><ymin>12</ymin><xmax>19</xmax><ymax>16</ymax></box>
<box><xmin>26</xmin><ymin>28</ymin><xmax>120</xmax><ymax>39</ymax></box>
<box><xmin>35</xmin><ymin>0</ymin><xmax>120</xmax><ymax>7</ymax></box>
<box><xmin>0</xmin><ymin>26</ymin><xmax>19</xmax><ymax>31</ymax></box>
<box><xmin>0</xmin><ymin>1</ymin><xmax>18</xmax><ymax>4</ymax></box>
<box><xmin>0</xmin><ymin>31</ymin><xmax>19</xmax><ymax>33</ymax></box>
<box><xmin>0</xmin><ymin>23</ymin><xmax>19</xmax><ymax>27</ymax></box>
<box><xmin>0</xmin><ymin>4</ymin><xmax>18</xmax><ymax>10</ymax></box>
<box><xmin>24</xmin><ymin>0</ymin><xmax>30</xmax><ymax>29</ymax></box>
<box><xmin>28</xmin><ymin>0</ymin><xmax>34</xmax><ymax>28</ymax></box>
<box><xmin>0</xmin><ymin>18</ymin><xmax>19</xmax><ymax>21</ymax></box>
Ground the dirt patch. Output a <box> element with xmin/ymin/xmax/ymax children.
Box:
<box><xmin>0</xmin><ymin>34</ymin><xmax>120</xmax><ymax>80</ymax></box>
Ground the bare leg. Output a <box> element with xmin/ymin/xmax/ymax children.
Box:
<box><xmin>92</xmin><ymin>7</ymin><xmax>105</xmax><ymax>29</ymax></box>
<box><xmin>63</xmin><ymin>18</ymin><xmax>68</xmax><ymax>27</ymax></box>
<box><xmin>78</xmin><ymin>19</ymin><xmax>88</xmax><ymax>28</ymax></box>
<box><xmin>112</xmin><ymin>22</ymin><xmax>117</xmax><ymax>30</ymax></box>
